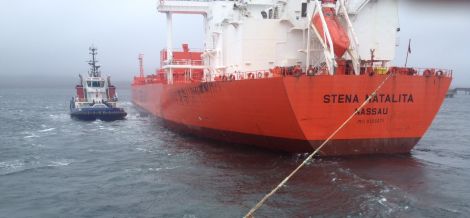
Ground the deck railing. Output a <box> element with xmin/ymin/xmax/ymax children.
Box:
<box><xmin>132</xmin><ymin>67</ymin><xmax>452</xmax><ymax>85</ymax></box>
<box><xmin>167</xmin><ymin>59</ymin><xmax>204</xmax><ymax>66</ymax></box>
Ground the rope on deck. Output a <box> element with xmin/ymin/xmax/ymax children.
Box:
<box><xmin>243</xmin><ymin>73</ymin><xmax>395</xmax><ymax>218</ymax></box>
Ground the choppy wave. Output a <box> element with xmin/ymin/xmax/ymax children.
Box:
<box><xmin>0</xmin><ymin>159</ymin><xmax>25</xmax><ymax>171</ymax></box>
<box><xmin>0</xmin><ymin>158</ymin><xmax>73</xmax><ymax>176</ymax></box>
<box><xmin>47</xmin><ymin>159</ymin><xmax>73</xmax><ymax>167</ymax></box>
<box><xmin>328</xmin><ymin>167</ymin><xmax>410</xmax><ymax>216</ymax></box>
<box><xmin>24</xmin><ymin>134</ymin><xmax>40</xmax><ymax>139</ymax></box>
<box><xmin>39</xmin><ymin>128</ymin><xmax>56</xmax><ymax>132</ymax></box>
<box><xmin>1</xmin><ymin>89</ymin><xmax>469</xmax><ymax>217</ymax></box>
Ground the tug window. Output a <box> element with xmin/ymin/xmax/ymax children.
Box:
<box><xmin>88</xmin><ymin>81</ymin><xmax>104</xmax><ymax>87</ymax></box>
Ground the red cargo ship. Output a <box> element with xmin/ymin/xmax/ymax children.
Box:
<box><xmin>132</xmin><ymin>0</ymin><xmax>452</xmax><ymax>155</ymax></box>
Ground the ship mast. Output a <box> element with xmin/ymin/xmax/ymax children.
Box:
<box><xmin>88</xmin><ymin>46</ymin><xmax>101</xmax><ymax>77</ymax></box>
<box><xmin>139</xmin><ymin>54</ymin><xmax>144</xmax><ymax>78</ymax></box>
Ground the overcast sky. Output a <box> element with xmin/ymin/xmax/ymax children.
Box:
<box><xmin>0</xmin><ymin>0</ymin><xmax>469</xmax><ymax>87</ymax></box>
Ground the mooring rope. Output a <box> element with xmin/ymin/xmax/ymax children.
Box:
<box><xmin>243</xmin><ymin>73</ymin><xmax>394</xmax><ymax>218</ymax></box>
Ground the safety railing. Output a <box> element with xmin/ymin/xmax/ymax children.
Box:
<box><xmin>160</xmin><ymin>48</ymin><xmax>204</xmax><ymax>53</ymax></box>
<box><xmin>374</xmin><ymin>67</ymin><xmax>453</xmax><ymax>78</ymax></box>
<box><xmin>167</xmin><ymin>59</ymin><xmax>204</xmax><ymax>66</ymax></box>
<box><xmin>132</xmin><ymin>66</ymin><xmax>453</xmax><ymax>86</ymax></box>
<box><xmin>214</xmin><ymin>70</ymin><xmax>273</xmax><ymax>81</ymax></box>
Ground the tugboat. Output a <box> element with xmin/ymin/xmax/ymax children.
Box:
<box><xmin>70</xmin><ymin>46</ymin><xmax>127</xmax><ymax>121</ymax></box>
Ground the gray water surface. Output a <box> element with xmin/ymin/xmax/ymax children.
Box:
<box><xmin>0</xmin><ymin>88</ymin><xmax>469</xmax><ymax>217</ymax></box>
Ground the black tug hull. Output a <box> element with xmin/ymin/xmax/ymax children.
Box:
<box><xmin>70</xmin><ymin>110</ymin><xmax>127</xmax><ymax>121</ymax></box>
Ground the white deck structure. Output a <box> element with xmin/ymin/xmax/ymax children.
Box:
<box><xmin>157</xmin><ymin>0</ymin><xmax>399</xmax><ymax>80</ymax></box>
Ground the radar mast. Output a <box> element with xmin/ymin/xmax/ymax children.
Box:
<box><xmin>88</xmin><ymin>46</ymin><xmax>101</xmax><ymax>77</ymax></box>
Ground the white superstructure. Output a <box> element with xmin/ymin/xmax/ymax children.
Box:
<box><xmin>73</xmin><ymin>47</ymin><xmax>118</xmax><ymax>109</ymax></box>
<box><xmin>158</xmin><ymin>0</ymin><xmax>399</xmax><ymax>80</ymax></box>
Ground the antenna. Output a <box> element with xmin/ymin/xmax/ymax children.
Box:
<box><xmin>88</xmin><ymin>46</ymin><xmax>101</xmax><ymax>77</ymax></box>
<box><xmin>139</xmin><ymin>54</ymin><xmax>145</xmax><ymax>78</ymax></box>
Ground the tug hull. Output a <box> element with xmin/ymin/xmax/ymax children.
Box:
<box><xmin>70</xmin><ymin>108</ymin><xmax>127</xmax><ymax>121</ymax></box>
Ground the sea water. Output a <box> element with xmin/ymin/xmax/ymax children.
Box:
<box><xmin>0</xmin><ymin>88</ymin><xmax>469</xmax><ymax>217</ymax></box>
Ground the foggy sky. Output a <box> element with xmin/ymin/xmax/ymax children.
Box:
<box><xmin>0</xmin><ymin>0</ymin><xmax>469</xmax><ymax>87</ymax></box>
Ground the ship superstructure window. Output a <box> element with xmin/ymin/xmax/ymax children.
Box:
<box><xmin>265</xmin><ymin>6</ymin><xmax>280</xmax><ymax>19</ymax></box>
<box><xmin>301</xmin><ymin>3</ymin><xmax>307</xmax><ymax>18</ymax></box>
<box><xmin>273</xmin><ymin>7</ymin><xmax>279</xmax><ymax>19</ymax></box>
<box><xmin>261</xmin><ymin>11</ymin><xmax>267</xmax><ymax>19</ymax></box>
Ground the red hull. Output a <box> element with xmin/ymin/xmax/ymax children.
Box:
<box><xmin>132</xmin><ymin>74</ymin><xmax>451</xmax><ymax>155</ymax></box>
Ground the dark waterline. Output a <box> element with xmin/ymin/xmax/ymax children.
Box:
<box><xmin>0</xmin><ymin>88</ymin><xmax>469</xmax><ymax>217</ymax></box>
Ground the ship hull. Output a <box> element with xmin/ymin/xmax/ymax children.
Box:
<box><xmin>132</xmin><ymin>74</ymin><xmax>451</xmax><ymax>155</ymax></box>
<box><xmin>70</xmin><ymin>108</ymin><xmax>127</xmax><ymax>121</ymax></box>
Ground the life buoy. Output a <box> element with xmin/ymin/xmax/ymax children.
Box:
<box><xmin>269</xmin><ymin>68</ymin><xmax>274</xmax><ymax>75</ymax></box>
<box><xmin>229</xmin><ymin>74</ymin><xmax>236</xmax><ymax>80</ymax></box>
<box><xmin>436</xmin><ymin>70</ymin><xmax>444</xmax><ymax>76</ymax></box>
<box><xmin>407</xmin><ymin>68</ymin><xmax>414</xmax><ymax>75</ymax></box>
<box><xmin>307</xmin><ymin>68</ymin><xmax>315</xmax><ymax>76</ymax></box>
<box><xmin>248</xmin><ymin>73</ymin><xmax>255</xmax><ymax>79</ymax></box>
<box><xmin>317</xmin><ymin>66</ymin><xmax>326</xmax><ymax>75</ymax></box>
<box><xmin>293</xmin><ymin>66</ymin><xmax>302</xmax><ymax>77</ymax></box>
<box><xmin>264</xmin><ymin>71</ymin><xmax>270</xmax><ymax>78</ymax></box>
<box><xmin>222</xmin><ymin>75</ymin><xmax>228</xmax><ymax>81</ymax></box>
<box><xmin>257</xmin><ymin>72</ymin><xmax>263</xmax><ymax>79</ymax></box>
<box><xmin>271</xmin><ymin>67</ymin><xmax>281</xmax><ymax>77</ymax></box>
<box><xmin>423</xmin><ymin>69</ymin><xmax>432</xmax><ymax>77</ymax></box>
